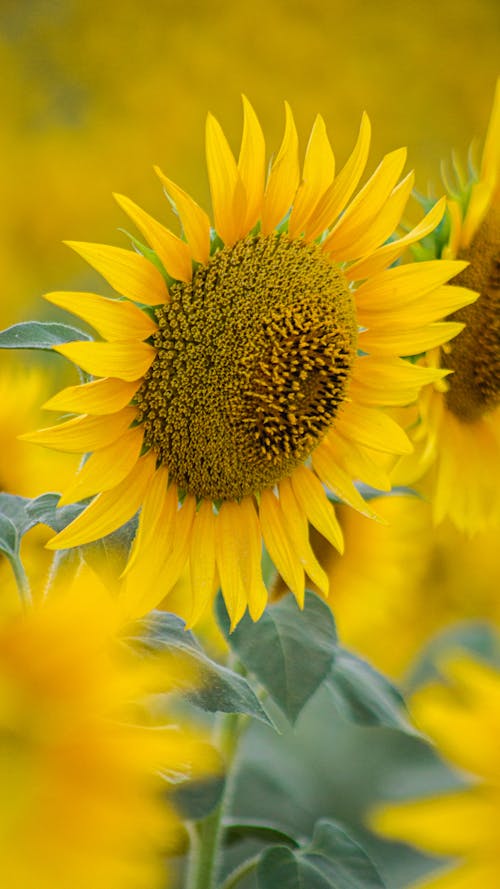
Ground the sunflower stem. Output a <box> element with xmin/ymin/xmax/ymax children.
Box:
<box><xmin>186</xmin><ymin>710</ymin><xmax>242</xmax><ymax>889</ymax></box>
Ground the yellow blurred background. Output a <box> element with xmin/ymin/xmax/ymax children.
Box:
<box><xmin>1</xmin><ymin>0</ymin><xmax>499</xmax><ymax>324</ymax></box>
<box><xmin>1</xmin><ymin>0</ymin><xmax>499</xmax><ymax>656</ymax></box>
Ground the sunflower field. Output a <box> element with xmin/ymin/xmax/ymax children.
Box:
<box><xmin>1</xmin><ymin>2</ymin><xmax>499</xmax><ymax>887</ymax></box>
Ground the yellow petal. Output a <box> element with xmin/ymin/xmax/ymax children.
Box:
<box><xmin>122</xmin><ymin>468</ymin><xmax>175</xmax><ymax>577</ymax></box>
<box><xmin>359</xmin><ymin>321</ymin><xmax>465</xmax><ymax>356</ymax></box>
<box><xmin>351</xmin><ymin>356</ymin><xmax>448</xmax><ymax>407</ymax></box>
<box><xmin>259</xmin><ymin>488</ymin><xmax>304</xmax><ymax>602</ymax></box>
<box><xmin>159</xmin><ymin>495</ymin><xmax>197</xmax><ymax>600</ymax></box>
<box><xmin>290</xmin><ymin>464</ymin><xmax>345</xmax><ymax>551</ymax></box>
<box><xmin>43</xmin><ymin>378</ymin><xmax>140</xmax><ymax>415</ymax></box>
<box><xmin>58</xmin><ymin>426</ymin><xmax>144</xmax><ymax>505</ymax></box>
<box><xmin>21</xmin><ymin>407</ymin><xmax>136</xmax><ymax>452</ymax></box>
<box><xmin>354</xmin><ymin>260</ymin><xmax>468</xmax><ymax>312</ymax></box>
<box><xmin>310</xmin><ymin>445</ymin><xmax>378</xmax><ymax>521</ymax></box>
<box><xmin>324</xmin><ymin>147</ymin><xmax>407</xmax><ymax>257</ymax></box>
<box><xmin>324</xmin><ymin>171</ymin><xmax>414</xmax><ymax>262</ymax></box>
<box><xmin>44</xmin><ymin>291</ymin><xmax>157</xmax><ymax>341</ymax></box>
<box><xmin>261</xmin><ymin>102</ymin><xmax>300</xmax><ymax>235</ymax></box>
<box><xmin>333</xmin><ymin>434</ymin><xmax>392</xmax><ymax>491</ymax></box>
<box><xmin>155</xmin><ymin>167</ymin><xmax>211</xmax><ymax>265</ymax></box>
<box><xmin>278</xmin><ymin>478</ymin><xmax>329</xmax><ymax>599</ymax></box>
<box><xmin>187</xmin><ymin>500</ymin><xmax>217</xmax><ymax>628</ymax></box>
<box><xmin>215</xmin><ymin>501</ymin><xmax>249</xmax><ymax>630</ymax></box>
<box><xmin>360</xmin><ymin>284</ymin><xmax>477</xmax><ymax>331</ymax></box>
<box><xmin>114</xmin><ymin>193</ymin><xmax>193</xmax><ymax>282</ymax></box>
<box><xmin>238</xmin><ymin>497</ymin><xmax>268</xmax><ymax>622</ymax></box>
<box><xmin>54</xmin><ymin>340</ymin><xmax>155</xmax><ymax>381</ymax></box>
<box><xmin>347</xmin><ymin>197</ymin><xmax>446</xmax><ymax>280</ymax></box>
<box><xmin>335</xmin><ymin>403</ymin><xmax>412</xmax><ymax>455</ymax></box>
<box><xmin>305</xmin><ymin>112</ymin><xmax>371</xmax><ymax>239</ymax></box>
<box><xmin>206</xmin><ymin>112</ymin><xmax>246</xmax><ymax>246</ymax></box>
<box><xmin>65</xmin><ymin>241</ymin><xmax>169</xmax><ymax>305</ymax></box>
<box><xmin>288</xmin><ymin>114</ymin><xmax>335</xmax><ymax>237</ymax></box>
<box><xmin>238</xmin><ymin>95</ymin><xmax>266</xmax><ymax>232</ymax></box>
<box><xmin>46</xmin><ymin>452</ymin><xmax>156</xmax><ymax>549</ymax></box>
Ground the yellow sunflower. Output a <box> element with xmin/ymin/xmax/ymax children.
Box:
<box><xmin>0</xmin><ymin>567</ymin><xmax>213</xmax><ymax>889</ymax></box>
<box><xmin>372</xmin><ymin>654</ymin><xmax>500</xmax><ymax>887</ymax></box>
<box><xmin>394</xmin><ymin>80</ymin><xmax>500</xmax><ymax>533</ymax></box>
<box><xmin>24</xmin><ymin>98</ymin><xmax>475</xmax><ymax>627</ymax></box>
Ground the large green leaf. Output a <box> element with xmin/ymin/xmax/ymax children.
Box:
<box><xmin>257</xmin><ymin>819</ymin><xmax>387</xmax><ymax>888</ymax></box>
<box><xmin>126</xmin><ymin>611</ymin><xmax>273</xmax><ymax>726</ymax></box>
<box><xmin>326</xmin><ymin>649</ymin><xmax>415</xmax><ymax>734</ymax></box>
<box><xmin>0</xmin><ymin>321</ymin><xmax>91</xmax><ymax>349</ymax></box>
<box><xmin>216</xmin><ymin>592</ymin><xmax>337</xmax><ymax>724</ymax></box>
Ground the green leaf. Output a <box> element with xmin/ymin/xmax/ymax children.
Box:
<box><xmin>258</xmin><ymin>847</ymin><xmax>331</xmax><ymax>889</ymax></box>
<box><xmin>126</xmin><ymin>611</ymin><xmax>273</xmax><ymax>726</ymax></box>
<box><xmin>0</xmin><ymin>514</ymin><xmax>19</xmax><ymax>560</ymax></box>
<box><xmin>257</xmin><ymin>820</ymin><xmax>387</xmax><ymax>888</ymax></box>
<box><xmin>80</xmin><ymin>519</ymin><xmax>137</xmax><ymax>584</ymax></box>
<box><xmin>25</xmin><ymin>493</ymin><xmax>85</xmax><ymax>533</ymax></box>
<box><xmin>326</xmin><ymin>648</ymin><xmax>415</xmax><ymax>734</ymax></box>
<box><xmin>0</xmin><ymin>321</ymin><xmax>91</xmax><ymax>350</ymax></box>
<box><xmin>0</xmin><ymin>494</ymin><xmax>34</xmax><ymax>536</ymax></box>
<box><xmin>404</xmin><ymin>620</ymin><xmax>500</xmax><ymax>695</ymax></box>
<box><xmin>224</xmin><ymin>817</ymin><xmax>301</xmax><ymax>848</ymax></box>
<box><xmin>216</xmin><ymin>592</ymin><xmax>337</xmax><ymax>725</ymax></box>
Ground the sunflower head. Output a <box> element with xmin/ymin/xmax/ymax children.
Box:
<box><xmin>23</xmin><ymin>97</ymin><xmax>475</xmax><ymax>626</ymax></box>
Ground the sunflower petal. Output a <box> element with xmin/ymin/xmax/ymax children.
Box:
<box><xmin>206</xmin><ymin>112</ymin><xmax>245</xmax><ymax>246</ymax></box>
<box><xmin>114</xmin><ymin>193</ymin><xmax>193</xmax><ymax>282</ymax></box>
<box><xmin>65</xmin><ymin>241</ymin><xmax>168</xmax><ymax>305</ymax></box>
<box><xmin>187</xmin><ymin>500</ymin><xmax>217</xmax><ymax>628</ymax></box>
<box><xmin>259</xmin><ymin>488</ymin><xmax>304</xmax><ymax>602</ymax></box>
<box><xmin>278</xmin><ymin>478</ymin><xmax>329</xmax><ymax>599</ymax></box>
<box><xmin>44</xmin><ymin>291</ymin><xmax>157</xmax><ymax>342</ymax></box>
<box><xmin>289</xmin><ymin>114</ymin><xmax>335</xmax><ymax>237</ymax></box>
<box><xmin>354</xmin><ymin>260</ymin><xmax>468</xmax><ymax>312</ymax></box>
<box><xmin>155</xmin><ymin>167</ymin><xmax>211</xmax><ymax>265</ymax></box>
<box><xmin>54</xmin><ymin>341</ymin><xmax>155</xmax><ymax>381</ymax></box>
<box><xmin>360</xmin><ymin>285</ymin><xmax>477</xmax><ymax>331</ymax></box>
<box><xmin>359</xmin><ymin>321</ymin><xmax>465</xmax><ymax>356</ymax></box>
<box><xmin>309</xmin><ymin>446</ymin><xmax>378</xmax><ymax>522</ymax></box>
<box><xmin>290</xmin><ymin>464</ymin><xmax>345</xmax><ymax>551</ymax></box>
<box><xmin>261</xmin><ymin>102</ymin><xmax>300</xmax><ymax>234</ymax></box>
<box><xmin>46</xmin><ymin>452</ymin><xmax>156</xmax><ymax>549</ymax></box>
<box><xmin>58</xmin><ymin>426</ymin><xmax>144</xmax><ymax>505</ymax></box>
<box><xmin>305</xmin><ymin>112</ymin><xmax>371</xmax><ymax>239</ymax></box>
<box><xmin>346</xmin><ymin>198</ymin><xmax>446</xmax><ymax>280</ymax></box>
<box><xmin>43</xmin><ymin>378</ymin><xmax>140</xmax><ymax>415</ymax></box>
<box><xmin>158</xmin><ymin>495</ymin><xmax>196</xmax><ymax>598</ymax></box>
<box><xmin>215</xmin><ymin>501</ymin><xmax>249</xmax><ymax>630</ymax></box>
<box><xmin>335</xmin><ymin>404</ymin><xmax>412</xmax><ymax>455</ymax></box>
<box><xmin>238</xmin><ymin>95</ymin><xmax>266</xmax><ymax>232</ymax></box>
<box><xmin>21</xmin><ymin>407</ymin><xmax>136</xmax><ymax>452</ymax></box>
<box><xmin>238</xmin><ymin>496</ymin><xmax>268</xmax><ymax>622</ymax></box>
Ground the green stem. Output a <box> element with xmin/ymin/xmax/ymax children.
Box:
<box><xmin>218</xmin><ymin>853</ymin><xmax>261</xmax><ymax>889</ymax></box>
<box><xmin>186</xmin><ymin>711</ymin><xmax>242</xmax><ymax>889</ymax></box>
<box><xmin>10</xmin><ymin>555</ymin><xmax>32</xmax><ymax>609</ymax></box>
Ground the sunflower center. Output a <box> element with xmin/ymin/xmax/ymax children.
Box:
<box><xmin>443</xmin><ymin>205</ymin><xmax>500</xmax><ymax>422</ymax></box>
<box><xmin>135</xmin><ymin>234</ymin><xmax>357</xmax><ymax>501</ymax></box>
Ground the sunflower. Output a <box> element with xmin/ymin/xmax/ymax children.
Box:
<box><xmin>0</xmin><ymin>567</ymin><xmax>212</xmax><ymax>889</ymax></box>
<box><xmin>24</xmin><ymin>98</ymin><xmax>475</xmax><ymax>628</ymax></box>
<box><xmin>394</xmin><ymin>80</ymin><xmax>500</xmax><ymax>534</ymax></box>
<box><xmin>372</xmin><ymin>653</ymin><xmax>500</xmax><ymax>887</ymax></box>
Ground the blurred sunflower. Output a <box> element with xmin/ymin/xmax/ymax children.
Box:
<box><xmin>24</xmin><ymin>99</ymin><xmax>475</xmax><ymax>627</ymax></box>
<box><xmin>299</xmin><ymin>495</ymin><xmax>500</xmax><ymax>678</ymax></box>
<box><xmin>373</xmin><ymin>654</ymin><xmax>500</xmax><ymax>887</ymax></box>
<box><xmin>395</xmin><ymin>80</ymin><xmax>500</xmax><ymax>533</ymax></box>
<box><xmin>0</xmin><ymin>567</ymin><xmax>212</xmax><ymax>889</ymax></box>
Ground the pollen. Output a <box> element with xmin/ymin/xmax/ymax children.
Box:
<box><xmin>443</xmin><ymin>205</ymin><xmax>500</xmax><ymax>423</ymax></box>
<box><xmin>135</xmin><ymin>234</ymin><xmax>357</xmax><ymax>500</ymax></box>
